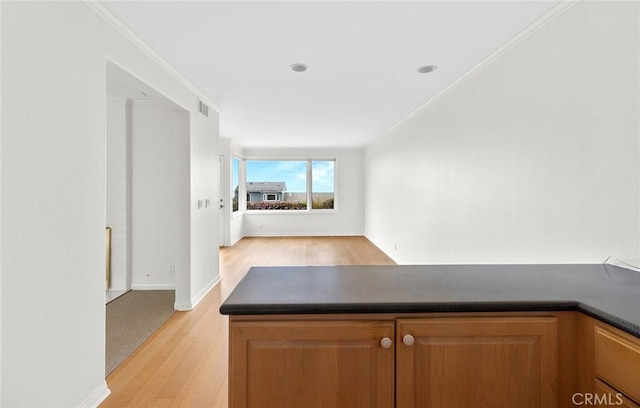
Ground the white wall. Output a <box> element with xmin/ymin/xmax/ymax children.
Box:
<box><xmin>172</xmin><ymin>110</ymin><xmax>193</xmax><ymax>310</ymax></box>
<box><xmin>106</xmin><ymin>98</ymin><xmax>132</xmax><ymax>292</ymax></box>
<box><xmin>131</xmin><ymin>102</ymin><xmax>180</xmax><ymax>289</ymax></box>
<box><xmin>365</xmin><ymin>1</ymin><xmax>640</xmax><ymax>265</ymax></box>
<box><xmin>1</xmin><ymin>2</ymin><xmax>219</xmax><ymax>406</ymax></box>
<box><xmin>242</xmin><ymin>147</ymin><xmax>365</xmax><ymax>236</ymax></box>
<box><xmin>1</xmin><ymin>1</ymin><xmax>4</xmax><ymax>402</ymax></box>
<box><xmin>188</xmin><ymin>111</ymin><xmax>220</xmax><ymax>306</ymax></box>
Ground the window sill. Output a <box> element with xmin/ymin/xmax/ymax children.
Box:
<box><xmin>245</xmin><ymin>209</ymin><xmax>337</xmax><ymax>215</ymax></box>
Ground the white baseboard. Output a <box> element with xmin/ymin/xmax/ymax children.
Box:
<box><xmin>77</xmin><ymin>381</ymin><xmax>110</xmax><ymax>408</ymax></box>
<box><xmin>174</xmin><ymin>274</ymin><xmax>221</xmax><ymax>311</ymax></box>
<box><xmin>243</xmin><ymin>232</ymin><xmax>363</xmax><ymax>237</ymax></box>
<box><xmin>173</xmin><ymin>300</ymin><xmax>193</xmax><ymax>311</ymax></box>
<box><xmin>130</xmin><ymin>283</ymin><xmax>176</xmax><ymax>290</ymax></box>
<box><xmin>106</xmin><ymin>288</ymin><xmax>128</xmax><ymax>292</ymax></box>
<box><xmin>192</xmin><ymin>274</ymin><xmax>220</xmax><ymax>308</ymax></box>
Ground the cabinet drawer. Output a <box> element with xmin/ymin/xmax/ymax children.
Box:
<box><xmin>595</xmin><ymin>326</ymin><xmax>640</xmax><ymax>404</ymax></box>
<box><xmin>594</xmin><ymin>380</ymin><xmax>640</xmax><ymax>408</ymax></box>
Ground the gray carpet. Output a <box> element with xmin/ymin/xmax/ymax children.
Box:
<box><xmin>106</xmin><ymin>290</ymin><xmax>176</xmax><ymax>375</ymax></box>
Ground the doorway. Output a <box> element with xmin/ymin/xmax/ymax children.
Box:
<box><xmin>105</xmin><ymin>60</ymin><xmax>191</xmax><ymax>375</ymax></box>
<box><xmin>105</xmin><ymin>60</ymin><xmax>189</xmax><ymax>302</ymax></box>
<box><xmin>219</xmin><ymin>155</ymin><xmax>227</xmax><ymax>247</ymax></box>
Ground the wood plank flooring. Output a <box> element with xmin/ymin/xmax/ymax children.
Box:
<box><xmin>100</xmin><ymin>236</ymin><xmax>395</xmax><ymax>407</ymax></box>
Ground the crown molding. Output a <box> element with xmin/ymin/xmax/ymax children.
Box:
<box><xmin>382</xmin><ymin>0</ymin><xmax>580</xmax><ymax>138</ymax></box>
<box><xmin>130</xmin><ymin>100</ymin><xmax>161</xmax><ymax>106</ymax></box>
<box><xmin>84</xmin><ymin>0</ymin><xmax>223</xmax><ymax>113</ymax></box>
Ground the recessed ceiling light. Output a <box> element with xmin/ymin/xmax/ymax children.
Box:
<box><xmin>417</xmin><ymin>65</ymin><xmax>438</xmax><ymax>74</ymax></box>
<box><xmin>289</xmin><ymin>63</ymin><xmax>308</xmax><ymax>73</ymax></box>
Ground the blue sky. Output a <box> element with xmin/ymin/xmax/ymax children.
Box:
<box><xmin>311</xmin><ymin>161</ymin><xmax>335</xmax><ymax>193</ymax></box>
<box><xmin>234</xmin><ymin>160</ymin><xmax>334</xmax><ymax>193</ymax></box>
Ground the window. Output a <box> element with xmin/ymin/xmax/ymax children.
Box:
<box><xmin>232</xmin><ymin>157</ymin><xmax>239</xmax><ymax>212</ymax></box>
<box><xmin>245</xmin><ymin>159</ymin><xmax>336</xmax><ymax>211</ymax></box>
<box><xmin>246</xmin><ymin>160</ymin><xmax>307</xmax><ymax>210</ymax></box>
<box><xmin>311</xmin><ymin>160</ymin><xmax>335</xmax><ymax>210</ymax></box>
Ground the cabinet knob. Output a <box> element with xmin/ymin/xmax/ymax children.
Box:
<box><xmin>380</xmin><ymin>337</ymin><xmax>393</xmax><ymax>349</ymax></box>
<box><xmin>403</xmin><ymin>334</ymin><xmax>415</xmax><ymax>346</ymax></box>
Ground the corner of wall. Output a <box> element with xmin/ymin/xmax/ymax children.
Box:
<box><xmin>76</xmin><ymin>381</ymin><xmax>110</xmax><ymax>408</ymax></box>
<box><xmin>174</xmin><ymin>274</ymin><xmax>220</xmax><ymax>311</ymax></box>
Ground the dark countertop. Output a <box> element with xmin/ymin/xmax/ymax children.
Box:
<box><xmin>219</xmin><ymin>264</ymin><xmax>640</xmax><ymax>338</ymax></box>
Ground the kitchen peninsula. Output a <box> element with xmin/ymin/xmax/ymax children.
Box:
<box><xmin>220</xmin><ymin>264</ymin><xmax>640</xmax><ymax>407</ymax></box>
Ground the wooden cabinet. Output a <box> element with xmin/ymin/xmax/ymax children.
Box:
<box><xmin>229</xmin><ymin>320</ymin><xmax>395</xmax><ymax>408</ymax></box>
<box><xmin>594</xmin><ymin>380</ymin><xmax>640</xmax><ymax>408</ymax></box>
<box><xmin>396</xmin><ymin>317</ymin><xmax>558</xmax><ymax>408</ymax></box>
<box><xmin>229</xmin><ymin>315</ymin><xmax>559</xmax><ymax>408</ymax></box>
<box><xmin>592</xmin><ymin>323</ymin><xmax>640</xmax><ymax>407</ymax></box>
<box><xmin>577</xmin><ymin>315</ymin><xmax>640</xmax><ymax>408</ymax></box>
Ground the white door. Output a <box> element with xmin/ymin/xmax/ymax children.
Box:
<box><xmin>219</xmin><ymin>155</ymin><xmax>226</xmax><ymax>247</ymax></box>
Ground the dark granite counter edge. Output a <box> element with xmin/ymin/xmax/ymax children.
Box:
<box><xmin>575</xmin><ymin>303</ymin><xmax>640</xmax><ymax>338</ymax></box>
<box><xmin>220</xmin><ymin>301</ymin><xmax>640</xmax><ymax>338</ymax></box>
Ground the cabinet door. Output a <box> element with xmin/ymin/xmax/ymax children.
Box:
<box><xmin>230</xmin><ymin>320</ymin><xmax>394</xmax><ymax>408</ymax></box>
<box><xmin>396</xmin><ymin>317</ymin><xmax>557</xmax><ymax>408</ymax></box>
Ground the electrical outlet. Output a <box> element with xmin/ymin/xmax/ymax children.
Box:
<box><xmin>169</xmin><ymin>264</ymin><xmax>175</xmax><ymax>275</ymax></box>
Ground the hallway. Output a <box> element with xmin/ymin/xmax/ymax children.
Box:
<box><xmin>100</xmin><ymin>236</ymin><xmax>395</xmax><ymax>407</ymax></box>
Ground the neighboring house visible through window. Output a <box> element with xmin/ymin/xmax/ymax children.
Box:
<box><xmin>242</xmin><ymin>159</ymin><xmax>335</xmax><ymax>211</ymax></box>
<box><xmin>244</xmin><ymin>181</ymin><xmax>287</xmax><ymax>202</ymax></box>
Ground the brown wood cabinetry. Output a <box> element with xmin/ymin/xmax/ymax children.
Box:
<box><xmin>594</xmin><ymin>380</ymin><xmax>640</xmax><ymax>408</ymax></box>
<box><xmin>229</xmin><ymin>314</ymin><xmax>561</xmax><ymax>408</ymax></box>
<box><xmin>594</xmin><ymin>326</ymin><xmax>640</xmax><ymax>404</ymax></box>
<box><xmin>229</xmin><ymin>320</ymin><xmax>395</xmax><ymax>408</ymax></box>
<box><xmin>577</xmin><ymin>316</ymin><xmax>640</xmax><ymax>408</ymax></box>
<box><xmin>395</xmin><ymin>317</ymin><xmax>558</xmax><ymax>408</ymax></box>
<box><xmin>229</xmin><ymin>313</ymin><xmax>640</xmax><ymax>407</ymax></box>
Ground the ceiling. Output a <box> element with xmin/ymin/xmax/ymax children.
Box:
<box><xmin>104</xmin><ymin>1</ymin><xmax>560</xmax><ymax>148</ymax></box>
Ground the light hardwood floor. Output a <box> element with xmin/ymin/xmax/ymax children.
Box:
<box><xmin>100</xmin><ymin>236</ymin><xmax>395</xmax><ymax>407</ymax></box>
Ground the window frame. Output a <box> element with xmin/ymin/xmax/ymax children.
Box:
<box><xmin>231</xmin><ymin>156</ymin><xmax>240</xmax><ymax>213</ymax></box>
